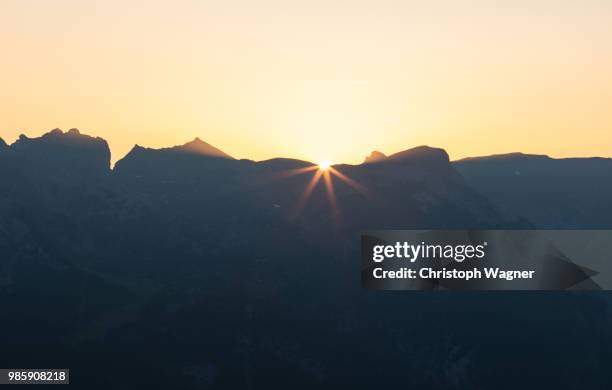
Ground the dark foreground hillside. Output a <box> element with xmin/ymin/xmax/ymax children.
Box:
<box><xmin>0</xmin><ymin>129</ymin><xmax>611</xmax><ymax>389</ymax></box>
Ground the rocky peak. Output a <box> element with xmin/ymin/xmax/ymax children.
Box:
<box><xmin>363</xmin><ymin>150</ymin><xmax>387</xmax><ymax>164</ymax></box>
<box><xmin>174</xmin><ymin>137</ymin><xmax>233</xmax><ymax>159</ymax></box>
<box><xmin>11</xmin><ymin>128</ymin><xmax>111</xmax><ymax>175</ymax></box>
<box><xmin>384</xmin><ymin>146</ymin><xmax>451</xmax><ymax>170</ymax></box>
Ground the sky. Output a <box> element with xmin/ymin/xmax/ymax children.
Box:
<box><xmin>1</xmin><ymin>0</ymin><xmax>611</xmax><ymax>164</ymax></box>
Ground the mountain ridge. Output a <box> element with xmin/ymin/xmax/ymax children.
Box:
<box><xmin>6</xmin><ymin>128</ymin><xmax>111</xmax><ymax>176</ymax></box>
<box><xmin>1</xmin><ymin>127</ymin><xmax>609</xmax><ymax>388</ymax></box>
<box><xmin>161</xmin><ymin>137</ymin><xmax>233</xmax><ymax>159</ymax></box>
<box><xmin>454</xmin><ymin>152</ymin><xmax>612</xmax><ymax>227</ymax></box>
<box><xmin>456</xmin><ymin>152</ymin><xmax>551</xmax><ymax>162</ymax></box>
<box><xmin>5</xmin><ymin>128</ymin><xmax>611</xmax><ymax>168</ymax></box>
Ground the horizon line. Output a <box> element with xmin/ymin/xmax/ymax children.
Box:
<box><xmin>2</xmin><ymin>127</ymin><xmax>611</xmax><ymax>166</ymax></box>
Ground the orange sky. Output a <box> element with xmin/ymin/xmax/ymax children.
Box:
<box><xmin>1</xmin><ymin>1</ymin><xmax>611</xmax><ymax>164</ymax></box>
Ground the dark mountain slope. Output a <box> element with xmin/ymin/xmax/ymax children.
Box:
<box><xmin>113</xmin><ymin>141</ymin><xmax>507</xmax><ymax>239</ymax></box>
<box><xmin>454</xmin><ymin>153</ymin><xmax>612</xmax><ymax>227</ymax></box>
<box><xmin>0</xmin><ymin>130</ymin><xmax>131</xmax><ymax>364</ymax></box>
<box><xmin>10</xmin><ymin>128</ymin><xmax>111</xmax><ymax>177</ymax></box>
<box><xmin>0</xmin><ymin>128</ymin><xmax>113</xmax><ymax>209</ymax></box>
<box><xmin>115</xmin><ymin>139</ymin><xmax>243</xmax><ymax>183</ymax></box>
<box><xmin>0</xmin><ymin>131</ymin><xmax>609</xmax><ymax>388</ymax></box>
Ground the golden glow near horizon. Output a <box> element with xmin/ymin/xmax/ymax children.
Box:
<box><xmin>1</xmin><ymin>1</ymin><xmax>612</xmax><ymax>164</ymax></box>
<box><xmin>318</xmin><ymin>161</ymin><xmax>331</xmax><ymax>171</ymax></box>
<box><xmin>289</xmin><ymin>164</ymin><xmax>365</xmax><ymax>217</ymax></box>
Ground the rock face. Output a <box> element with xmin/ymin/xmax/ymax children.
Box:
<box><xmin>9</xmin><ymin>128</ymin><xmax>111</xmax><ymax>178</ymax></box>
<box><xmin>363</xmin><ymin>146</ymin><xmax>451</xmax><ymax>168</ymax></box>
<box><xmin>363</xmin><ymin>150</ymin><xmax>387</xmax><ymax>164</ymax></box>
<box><xmin>386</xmin><ymin>145</ymin><xmax>450</xmax><ymax>167</ymax></box>
<box><xmin>170</xmin><ymin>137</ymin><xmax>233</xmax><ymax>158</ymax></box>
<box><xmin>113</xmin><ymin>138</ymin><xmax>243</xmax><ymax>184</ymax></box>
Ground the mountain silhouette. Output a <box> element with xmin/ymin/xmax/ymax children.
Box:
<box><xmin>362</xmin><ymin>145</ymin><xmax>451</xmax><ymax>169</ymax></box>
<box><xmin>363</xmin><ymin>150</ymin><xmax>386</xmax><ymax>163</ymax></box>
<box><xmin>164</xmin><ymin>137</ymin><xmax>233</xmax><ymax>158</ymax></box>
<box><xmin>454</xmin><ymin>152</ymin><xmax>612</xmax><ymax>227</ymax></box>
<box><xmin>9</xmin><ymin>128</ymin><xmax>110</xmax><ymax>178</ymax></box>
<box><xmin>0</xmin><ymin>128</ymin><xmax>610</xmax><ymax>388</ymax></box>
<box><xmin>457</xmin><ymin>152</ymin><xmax>550</xmax><ymax>162</ymax></box>
<box><xmin>386</xmin><ymin>145</ymin><xmax>450</xmax><ymax>165</ymax></box>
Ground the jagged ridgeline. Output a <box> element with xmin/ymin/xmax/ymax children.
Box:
<box><xmin>0</xmin><ymin>128</ymin><xmax>611</xmax><ymax>388</ymax></box>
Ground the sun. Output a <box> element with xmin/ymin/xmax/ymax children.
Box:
<box><xmin>318</xmin><ymin>161</ymin><xmax>331</xmax><ymax>170</ymax></box>
<box><xmin>280</xmin><ymin>160</ymin><xmax>370</xmax><ymax>218</ymax></box>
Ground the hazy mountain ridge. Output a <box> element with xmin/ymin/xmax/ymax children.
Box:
<box><xmin>456</xmin><ymin>152</ymin><xmax>551</xmax><ymax>162</ymax></box>
<box><xmin>363</xmin><ymin>150</ymin><xmax>387</xmax><ymax>163</ymax></box>
<box><xmin>454</xmin><ymin>152</ymin><xmax>612</xmax><ymax>228</ymax></box>
<box><xmin>169</xmin><ymin>137</ymin><xmax>234</xmax><ymax>158</ymax></box>
<box><xmin>123</xmin><ymin>137</ymin><xmax>234</xmax><ymax>160</ymax></box>
<box><xmin>362</xmin><ymin>145</ymin><xmax>451</xmax><ymax>167</ymax></box>
<box><xmin>3</xmin><ymin>128</ymin><xmax>611</xmax><ymax>229</ymax></box>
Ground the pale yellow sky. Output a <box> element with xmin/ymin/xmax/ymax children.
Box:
<box><xmin>1</xmin><ymin>0</ymin><xmax>611</xmax><ymax>164</ymax></box>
